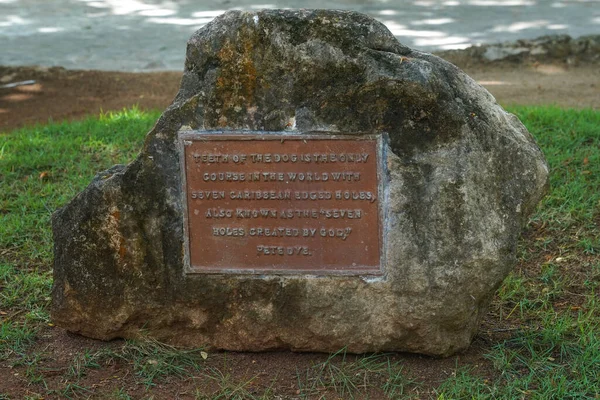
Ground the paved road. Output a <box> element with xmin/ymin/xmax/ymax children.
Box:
<box><xmin>2</xmin><ymin>0</ymin><xmax>599</xmax><ymax>71</ymax></box>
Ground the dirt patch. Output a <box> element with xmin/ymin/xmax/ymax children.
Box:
<box><xmin>0</xmin><ymin>66</ymin><xmax>181</xmax><ymax>132</ymax></box>
<box><xmin>465</xmin><ymin>63</ymin><xmax>600</xmax><ymax>110</ymax></box>
<box><xmin>2</xmin><ymin>62</ymin><xmax>599</xmax><ymax>132</ymax></box>
<box><xmin>0</xmin><ymin>326</ymin><xmax>501</xmax><ymax>399</ymax></box>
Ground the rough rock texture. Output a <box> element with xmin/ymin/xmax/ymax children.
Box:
<box><xmin>52</xmin><ymin>9</ymin><xmax>548</xmax><ymax>357</ymax></box>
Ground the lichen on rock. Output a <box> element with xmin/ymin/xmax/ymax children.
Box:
<box><xmin>52</xmin><ymin>9</ymin><xmax>548</xmax><ymax>356</ymax></box>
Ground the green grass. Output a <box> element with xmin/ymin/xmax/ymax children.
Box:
<box><xmin>511</xmin><ymin>106</ymin><xmax>600</xmax><ymax>254</ymax></box>
<box><xmin>438</xmin><ymin>309</ymin><xmax>600</xmax><ymax>398</ymax></box>
<box><xmin>1</xmin><ymin>106</ymin><xmax>599</xmax><ymax>398</ymax></box>
<box><xmin>296</xmin><ymin>349</ymin><xmax>415</xmax><ymax>399</ymax></box>
<box><xmin>98</xmin><ymin>339</ymin><xmax>208</xmax><ymax>388</ymax></box>
<box><xmin>0</xmin><ymin>108</ymin><xmax>160</xmax><ymax>267</ymax></box>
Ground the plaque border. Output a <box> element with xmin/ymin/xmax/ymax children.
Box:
<box><xmin>178</xmin><ymin>131</ymin><xmax>387</xmax><ymax>276</ymax></box>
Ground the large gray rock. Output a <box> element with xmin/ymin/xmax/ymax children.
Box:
<box><xmin>52</xmin><ymin>9</ymin><xmax>548</xmax><ymax>356</ymax></box>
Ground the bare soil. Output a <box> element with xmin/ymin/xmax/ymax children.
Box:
<box><xmin>0</xmin><ymin>67</ymin><xmax>181</xmax><ymax>132</ymax></box>
<box><xmin>465</xmin><ymin>63</ymin><xmax>600</xmax><ymax>110</ymax></box>
<box><xmin>0</xmin><ymin>326</ymin><xmax>502</xmax><ymax>399</ymax></box>
<box><xmin>0</xmin><ymin>61</ymin><xmax>597</xmax><ymax>398</ymax></box>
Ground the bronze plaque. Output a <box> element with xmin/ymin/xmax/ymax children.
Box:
<box><xmin>179</xmin><ymin>133</ymin><xmax>384</xmax><ymax>275</ymax></box>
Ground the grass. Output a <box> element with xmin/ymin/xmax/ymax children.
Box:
<box><xmin>512</xmin><ymin>107</ymin><xmax>600</xmax><ymax>255</ymax></box>
<box><xmin>201</xmin><ymin>367</ymin><xmax>267</xmax><ymax>400</ymax></box>
<box><xmin>438</xmin><ymin>309</ymin><xmax>600</xmax><ymax>398</ymax></box>
<box><xmin>0</xmin><ymin>106</ymin><xmax>599</xmax><ymax>398</ymax></box>
<box><xmin>297</xmin><ymin>349</ymin><xmax>415</xmax><ymax>398</ymax></box>
<box><xmin>99</xmin><ymin>339</ymin><xmax>208</xmax><ymax>388</ymax></box>
<box><xmin>0</xmin><ymin>108</ymin><xmax>160</xmax><ymax>267</ymax></box>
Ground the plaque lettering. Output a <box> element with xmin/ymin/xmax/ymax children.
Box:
<box><xmin>180</xmin><ymin>133</ymin><xmax>384</xmax><ymax>274</ymax></box>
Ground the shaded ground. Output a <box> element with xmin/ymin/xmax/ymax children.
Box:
<box><xmin>0</xmin><ymin>67</ymin><xmax>181</xmax><ymax>131</ymax></box>
<box><xmin>1</xmin><ymin>61</ymin><xmax>599</xmax><ymax>132</ymax></box>
<box><xmin>0</xmin><ymin>328</ymin><xmax>499</xmax><ymax>399</ymax></box>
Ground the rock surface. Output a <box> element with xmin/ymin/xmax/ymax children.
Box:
<box><xmin>52</xmin><ymin>9</ymin><xmax>548</xmax><ymax>356</ymax></box>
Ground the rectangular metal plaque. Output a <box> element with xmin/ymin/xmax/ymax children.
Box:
<box><xmin>179</xmin><ymin>133</ymin><xmax>384</xmax><ymax>275</ymax></box>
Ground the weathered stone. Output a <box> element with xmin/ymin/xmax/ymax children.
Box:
<box><xmin>52</xmin><ymin>9</ymin><xmax>548</xmax><ymax>356</ymax></box>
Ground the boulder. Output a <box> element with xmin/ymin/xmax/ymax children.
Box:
<box><xmin>52</xmin><ymin>9</ymin><xmax>548</xmax><ymax>356</ymax></box>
